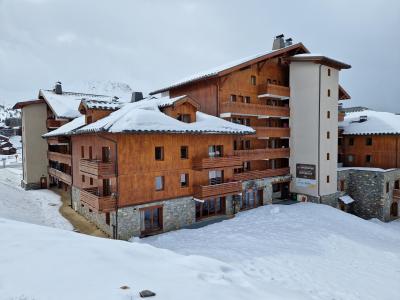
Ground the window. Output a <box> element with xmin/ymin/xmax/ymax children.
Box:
<box><xmin>327</xmin><ymin>175</ymin><xmax>330</xmax><ymax>183</ymax></box>
<box><xmin>180</xmin><ymin>146</ymin><xmax>188</xmax><ymax>159</ymax></box>
<box><xmin>328</xmin><ymin>68</ymin><xmax>331</xmax><ymax>76</ymax></box>
<box><xmin>327</xmin><ymin>89</ymin><xmax>331</xmax><ymax>97</ymax></box>
<box><xmin>155</xmin><ymin>147</ymin><xmax>164</xmax><ymax>161</ymax></box>
<box><xmin>208</xmin><ymin>145</ymin><xmax>223</xmax><ymax>157</ymax></box>
<box><xmin>243</xmin><ymin>161</ymin><xmax>250</xmax><ymax>171</ymax></box>
<box><xmin>209</xmin><ymin>170</ymin><xmax>223</xmax><ymax>185</ymax></box>
<box><xmin>347</xmin><ymin>155</ymin><xmax>354</xmax><ymax>163</ymax></box>
<box><xmin>244</xmin><ymin>96</ymin><xmax>251</xmax><ymax>103</ymax></box>
<box><xmin>366</xmin><ymin>137</ymin><xmax>372</xmax><ymax>146</ymax></box>
<box><xmin>327</xmin><ymin>131</ymin><xmax>330</xmax><ymax>139</ymax></box>
<box><xmin>87</xmin><ymin>115</ymin><xmax>93</xmax><ymax>124</ymax></box>
<box><xmin>102</xmin><ymin>147</ymin><xmax>110</xmax><ymax>163</ymax></box>
<box><xmin>238</xmin><ymin>95</ymin><xmax>244</xmax><ymax>103</ymax></box>
<box><xmin>105</xmin><ymin>212</ymin><xmax>110</xmax><ymax>225</ymax></box>
<box><xmin>395</xmin><ymin>180</ymin><xmax>400</xmax><ymax>190</ymax></box>
<box><xmin>178</xmin><ymin>114</ymin><xmax>191</xmax><ymax>123</ymax></box>
<box><xmin>180</xmin><ymin>173</ymin><xmax>189</xmax><ymax>188</ymax></box>
<box><xmin>230</xmin><ymin>94</ymin><xmax>237</xmax><ymax>102</ymax></box>
<box><xmin>90</xmin><ymin>177</ymin><xmax>93</xmax><ymax>185</ymax></box>
<box><xmin>233</xmin><ymin>140</ymin><xmax>238</xmax><ymax>150</ymax></box>
<box><xmin>82</xmin><ymin>175</ymin><xmax>85</xmax><ymax>183</ymax></box>
<box><xmin>339</xmin><ymin>180</ymin><xmax>345</xmax><ymax>191</ymax></box>
<box><xmin>196</xmin><ymin>197</ymin><xmax>224</xmax><ymax>220</ymax></box>
<box><xmin>365</xmin><ymin>155</ymin><xmax>372</xmax><ymax>163</ymax></box>
<box><xmin>386</xmin><ymin>182</ymin><xmax>390</xmax><ymax>193</ymax></box>
<box><xmin>155</xmin><ymin>176</ymin><xmax>164</xmax><ymax>191</ymax></box>
<box><xmin>327</xmin><ymin>111</ymin><xmax>331</xmax><ymax>119</ymax></box>
<box><xmin>89</xmin><ymin>146</ymin><xmax>92</xmax><ymax>160</ymax></box>
<box><xmin>349</xmin><ymin>138</ymin><xmax>354</xmax><ymax>146</ymax></box>
<box><xmin>241</xmin><ymin>140</ymin><xmax>251</xmax><ymax>150</ymax></box>
<box><xmin>140</xmin><ymin>206</ymin><xmax>163</xmax><ymax>234</ymax></box>
<box><xmin>103</xmin><ymin>179</ymin><xmax>111</xmax><ymax>196</ymax></box>
<box><xmin>251</xmin><ymin>75</ymin><xmax>257</xmax><ymax>86</ymax></box>
<box><xmin>338</xmin><ymin>138</ymin><xmax>342</xmax><ymax>146</ymax></box>
<box><xmin>81</xmin><ymin>146</ymin><xmax>85</xmax><ymax>158</ymax></box>
<box><xmin>327</xmin><ymin>153</ymin><xmax>330</xmax><ymax>160</ymax></box>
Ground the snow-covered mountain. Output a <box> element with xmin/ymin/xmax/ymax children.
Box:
<box><xmin>0</xmin><ymin>105</ymin><xmax>21</xmax><ymax>126</ymax></box>
<box><xmin>69</xmin><ymin>80</ymin><xmax>136</xmax><ymax>102</ymax></box>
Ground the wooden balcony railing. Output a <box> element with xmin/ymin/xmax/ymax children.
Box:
<box><xmin>193</xmin><ymin>181</ymin><xmax>242</xmax><ymax>199</ymax></box>
<box><xmin>47</xmin><ymin>151</ymin><xmax>72</xmax><ymax>166</ymax></box>
<box><xmin>258</xmin><ymin>83</ymin><xmax>290</xmax><ymax>98</ymax></box>
<box><xmin>47</xmin><ymin>118</ymin><xmax>68</xmax><ymax>129</ymax></box>
<box><xmin>233</xmin><ymin>148</ymin><xmax>290</xmax><ymax>161</ymax></box>
<box><xmin>80</xmin><ymin>188</ymin><xmax>116</xmax><ymax>212</ymax></box>
<box><xmin>232</xmin><ymin>167</ymin><xmax>290</xmax><ymax>181</ymax></box>
<box><xmin>79</xmin><ymin>159</ymin><xmax>115</xmax><ymax>178</ymax></box>
<box><xmin>192</xmin><ymin>156</ymin><xmax>242</xmax><ymax>170</ymax></box>
<box><xmin>47</xmin><ymin>136</ymin><xmax>70</xmax><ymax>145</ymax></box>
<box><xmin>48</xmin><ymin>167</ymin><xmax>72</xmax><ymax>185</ymax></box>
<box><xmin>393</xmin><ymin>189</ymin><xmax>400</xmax><ymax>199</ymax></box>
<box><xmin>220</xmin><ymin>102</ymin><xmax>289</xmax><ymax>117</ymax></box>
<box><xmin>253</xmin><ymin>127</ymin><xmax>290</xmax><ymax>138</ymax></box>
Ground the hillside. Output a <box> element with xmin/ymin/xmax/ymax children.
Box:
<box><xmin>0</xmin><ymin>105</ymin><xmax>20</xmax><ymax>126</ymax></box>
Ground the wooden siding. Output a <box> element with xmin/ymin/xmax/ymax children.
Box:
<box><xmin>341</xmin><ymin>135</ymin><xmax>400</xmax><ymax>169</ymax></box>
<box><xmin>233</xmin><ymin>148</ymin><xmax>290</xmax><ymax>161</ymax></box>
<box><xmin>220</xmin><ymin>101</ymin><xmax>289</xmax><ymax>117</ymax></box>
<box><xmin>232</xmin><ymin>167</ymin><xmax>290</xmax><ymax>181</ymax></box>
<box><xmin>193</xmin><ymin>181</ymin><xmax>242</xmax><ymax>199</ymax></box>
<box><xmin>46</xmin><ymin>118</ymin><xmax>68</xmax><ymax>129</ymax></box>
<box><xmin>253</xmin><ymin>127</ymin><xmax>290</xmax><ymax>138</ymax></box>
<box><xmin>192</xmin><ymin>156</ymin><xmax>242</xmax><ymax>170</ymax></box>
<box><xmin>257</xmin><ymin>82</ymin><xmax>290</xmax><ymax>98</ymax></box>
<box><xmin>79</xmin><ymin>159</ymin><xmax>115</xmax><ymax>178</ymax></box>
<box><xmin>47</xmin><ymin>151</ymin><xmax>72</xmax><ymax>166</ymax></box>
<box><xmin>80</xmin><ymin>188</ymin><xmax>116</xmax><ymax>212</ymax></box>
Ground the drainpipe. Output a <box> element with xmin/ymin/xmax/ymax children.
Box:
<box><xmin>70</xmin><ymin>137</ymin><xmax>73</xmax><ymax>207</ymax></box>
<box><xmin>98</xmin><ymin>134</ymin><xmax>119</xmax><ymax>239</ymax></box>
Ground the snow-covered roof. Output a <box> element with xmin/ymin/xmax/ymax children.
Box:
<box><xmin>45</xmin><ymin>96</ymin><xmax>254</xmax><ymax>137</ymax></box>
<box><xmin>43</xmin><ymin>116</ymin><xmax>85</xmax><ymax>138</ymax></box>
<box><xmin>39</xmin><ymin>90</ymin><xmax>119</xmax><ymax>119</ymax></box>
<box><xmin>290</xmin><ymin>53</ymin><xmax>351</xmax><ymax>69</ymax></box>
<box><xmin>81</xmin><ymin>99</ymin><xmax>122</xmax><ymax>111</ymax></box>
<box><xmin>340</xmin><ymin>110</ymin><xmax>400</xmax><ymax>136</ymax></box>
<box><xmin>338</xmin><ymin>167</ymin><xmax>396</xmax><ymax>172</ymax></box>
<box><xmin>339</xmin><ymin>195</ymin><xmax>355</xmax><ymax>204</ymax></box>
<box><xmin>150</xmin><ymin>43</ymin><xmax>307</xmax><ymax>95</ymax></box>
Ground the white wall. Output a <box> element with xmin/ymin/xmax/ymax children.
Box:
<box><xmin>22</xmin><ymin>103</ymin><xmax>48</xmax><ymax>187</ymax></box>
<box><xmin>289</xmin><ymin>61</ymin><xmax>339</xmax><ymax>198</ymax></box>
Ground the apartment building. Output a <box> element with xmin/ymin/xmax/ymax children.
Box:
<box><xmin>151</xmin><ymin>35</ymin><xmax>351</xmax><ymax>205</ymax></box>
<box><xmin>43</xmin><ymin>95</ymin><xmax>254</xmax><ymax>239</ymax></box>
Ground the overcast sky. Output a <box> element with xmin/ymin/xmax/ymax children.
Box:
<box><xmin>0</xmin><ymin>0</ymin><xmax>399</xmax><ymax>111</ymax></box>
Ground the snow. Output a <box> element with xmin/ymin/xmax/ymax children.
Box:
<box><xmin>0</xmin><ymin>218</ymin><xmax>304</xmax><ymax>300</ymax></box>
<box><xmin>339</xmin><ymin>195</ymin><xmax>355</xmax><ymax>204</ymax></box>
<box><xmin>49</xmin><ymin>96</ymin><xmax>255</xmax><ymax>136</ymax></box>
<box><xmin>340</xmin><ymin>110</ymin><xmax>400</xmax><ymax>135</ymax></box>
<box><xmin>139</xmin><ymin>203</ymin><xmax>400</xmax><ymax>300</ymax></box>
<box><xmin>151</xmin><ymin>43</ymin><xmax>305</xmax><ymax>94</ymax></box>
<box><xmin>43</xmin><ymin>115</ymin><xmax>85</xmax><ymax>137</ymax></box>
<box><xmin>0</xmin><ymin>167</ymin><xmax>72</xmax><ymax>230</ymax></box>
<box><xmin>338</xmin><ymin>166</ymin><xmax>395</xmax><ymax>172</ymax></box>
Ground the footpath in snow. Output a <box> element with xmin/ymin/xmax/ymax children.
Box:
<box><xmin>0</xmin><ymin>167</ymin><xmax>72</xmax><ymax>230</ymax></box>
<box><xmin>139</xmin><ymin>203</ymin><xmax>400</xmax><ymax>300</ymax></box>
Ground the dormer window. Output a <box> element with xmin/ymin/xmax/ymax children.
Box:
<box><xmin>177</xmin><ymin>114</ymin><xmax>191</xmax><ymax>123</ymax></box>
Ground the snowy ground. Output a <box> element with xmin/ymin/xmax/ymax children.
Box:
<box><xmin>140</xmin><ymin>204</ymin><xmax>400</xmax><ymax>300</ymax></box>
<box><xmin>0</xmin><ymin>135</ymin><xmax>22</xmax><ymax>166</ymax></box>
<box><xmin>0</xmin><ymin>167</ymin><xmax>72</xmax><ymax>230</ymax></box>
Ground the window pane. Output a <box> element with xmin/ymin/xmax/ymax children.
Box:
<box><xmin>155</xmin><ymin>176</ymin><xmax>163</xmax><ymax>190</ymax></box>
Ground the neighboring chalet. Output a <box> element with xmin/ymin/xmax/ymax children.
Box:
<box><xmin>336</xmin><ymin>110</ymin><xmax>400</xmax><ymax>220</ymax></box>
<box><xmin>43</xmin><ymin>96</ymin><xmax>254</xmax><ymax>238</ymax></box>
<box><xmin>13</xmin><ymin>82</ymin><xmax>126</xmax><ymax>189</ymax></box>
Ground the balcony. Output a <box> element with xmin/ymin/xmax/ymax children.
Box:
<box><xmin>48</xmin><ymin>167</ymin><xmax>72</xmax><ymax>185</ymax></box>
<box><xmin>220</xmin><ymin>102</ymin><xmax>289</xmax><ymax>118</ymax></box>
<box><xmin>393</xmin><ymin>189</ymin><xmax>400</xmax><ymax>199</ymax></box>
<box><xmin>47</xmin><ymin>136</ymin><xmax>70</xmax><ymax>145</ymax></box>
<box><xmin>253</xmin><ymin>127</ymin><xmax>290</xmax><ymax>138</ymax></box>
<box><xmin>80</xmin><ymin>188</ymin><xmax>116</xmax><ymax>212</ymax></box>
<box><xmin>80</xmin><ymin>159</ymin><xmax>115</xmax><ymax>178</ymax></box>
<box><xmin>47</xmin><ymin>118</ymin><xmax>68</xmax><ymax>129</ymax></box>
<box><xmin>232</xmin><ymin>167</ymin><xmax>290</xmax><ymax>181</ymax></box>
<box><xmin>338</xmin><ymin>111</ymin><xmax>345</xmax><ymax>122</ymax></box>
<box><xmin>258</xmin><ymin>83</ymin><xmax>290</xmax><ymax>99</ymax></box>
<box><xmin>193</xmin><ymin>156</ymin><xmax>242</xmax><ymax>170</ymax></box>
<box><xmin>233</xmin><ymin>148</ymin><xmax>290</xmax><ymax>161</ymax></box>
<box><xmin>47</xmin><ymin>151</ymin><xmax>72</xmax><ymax>166</ymax></box>
<box><xmin>193</xmin><ymin>181</ymin><xmax>242</xmax><ymax>199</ymax></box>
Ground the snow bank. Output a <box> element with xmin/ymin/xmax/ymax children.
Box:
<box><xmin>140</xmin><ymin>203</ymin><xmax>400</xmax><ymax>300</ymax></box>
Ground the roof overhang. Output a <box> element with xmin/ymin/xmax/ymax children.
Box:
<box><xmin>339</xmin><ymin>85</ymin><xmax>351</xmax><ymax>100</ymax></box>
<box><xmin>288</xmin><ymin>55</ymin><xmax>351</xmax><ymax>70</ymax></box>
<box><xmin>12</xmin><ymin>99</ymin><xmax>45</xmax><ymax>109</ymax></box>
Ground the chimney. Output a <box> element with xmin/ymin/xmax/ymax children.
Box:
<box><xmin>285</xmin><ymin>38</ymin><xmax>293</xmax><ymax>47</ymax></box>
<box><xmin>54</xmin><ymin>81</ymin><xmax>62</xmax><ymax>95</ymax></box>
<box><xmin>272</xmin><ymin>34</ymin><xmax>285</xmax><ymax>50</ymax></box>
<box><xmin>131</xmin><ymin>91</ymin><xmax>143</xmax><ymax>102</ymax></box>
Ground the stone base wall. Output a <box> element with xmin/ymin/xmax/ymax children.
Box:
<box><xmin>117</xmin><ymin>196</ymin><xmax>195</xmax><ymax>240</ymax></box>
<box><xmin>21</xmin><ymin>180</ymin><xmax>41</xmax><ymax>190</ymax></box>
<box><xmin>320</xmin><ymin>192</ymin><xmax>340</xmax><ymax>207</ymax></box>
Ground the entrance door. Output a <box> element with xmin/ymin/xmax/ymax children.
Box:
<box><xmin>390</xmin><ymin>202</ymin><xmax>398</xmax><ymax>217</ymax></box>
<box><xmin>103</xmin><ymin>179</ymin><xmax>111</xmax><ymax>196</ymax></box>
<box><xmin>102</xmin><ymin>147</ymin><xmax>110</xmax><ymax>163</ymax></box>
